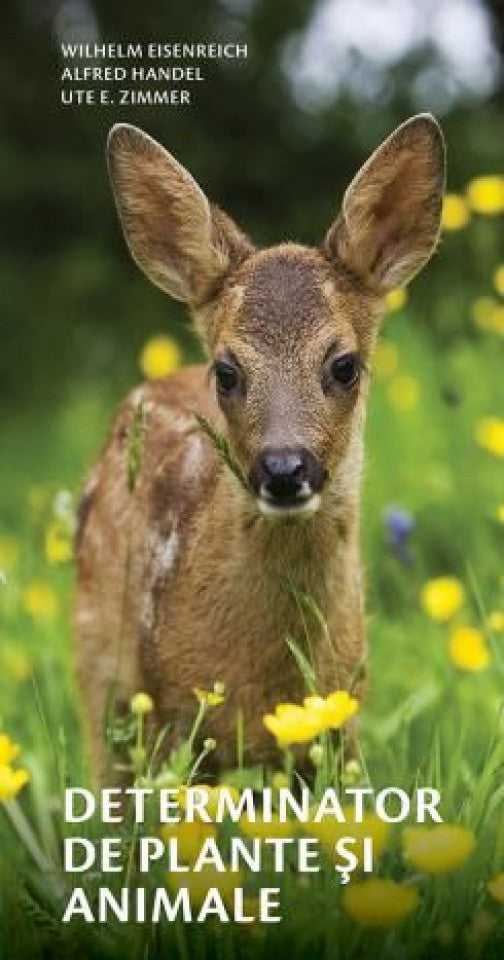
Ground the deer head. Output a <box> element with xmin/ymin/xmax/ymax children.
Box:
<box><xmin>107</xmin><ymin>115</ymin><xmax>445</xmax><ymax>517</ymax></box>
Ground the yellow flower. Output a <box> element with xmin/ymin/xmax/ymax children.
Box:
<box><xmin>0</xmin><ymin>764</ymin><xmax>30</xmax><ymax>801</ymax></box>
<box><xmin>387</xmin><ymin>374</ymin><xmax>419</xmax><ymax>411</ymax></box>
<box><xmin>130</xmin><ymin>692</ymin><xmax>154</xmax><ymax>715</ymax></box>
<box><xmin>303</xmin><ymin>691</ymin><xmax>359</xmax><ymax>731</ymax></box>
<box><xmin>0</xmin><ymin>647</ymin><xmax>32</xmax><ymax>683</ymax></box>
<box><xmin>179</xmin><ymin>784</ymin><xmax>240</xmax><ymax>820</ymax></box>
<box><xmin>442</xmin><ymin>193</ymin><xmax>471</xmax><ymax>231</ymax></box>
<box><xmin>471</xmin><ymin>297</ymin><xmax>498</xmax><ymax>331</ymax></box>
<box><xmin>488</xmin><ymin>610</ymin><xmax>504</xmax><ymax>633</ymax></box>
<box><xmin>488</xmin><ymin>873</ymin><xmax>504</xmax><ymax>904</ymax></box>
<box><xmin>466</xmin><ymin>175</ymin><xmax>504</xmax><ymax>215</ymax></box>
<box><xmin>193</xmin><ymin>686</ymin><xmax>225</xmax><ymax>708</ymax></box>
<box><xmin>373</xmin><ymin>341</ymin><xmax>399</xmax><ymax>378</ymax></box>
<box><xmin>139</xmin><ymin>335</ymin><xmax>182</xmax><ymax>380</ymax></box>
<box><xmin>498</xmin><ymin>504</ymin><xmax>504</xmax><ymax>524</ymax></box>
<box><xmin>471</xmin><ymin>298</ymin><xmax>504</xmax><ymax>335</ymax></box>
<box><xmin>420</xmin><ymin>576</ymin><xmax>464</xmax><ymax>622</ymax></box>
<box><xmin>263</xmin><ymin>703</ymin><xmax>323</xmax><ymax>747</ymax></box>
<box><xmin>494</xmin><ymin>264</ymin><xmax>504</xmax><ymax>296</ymax></box>
<box><xmin>0</xmin><ymin>535</ymin><xmax>20</xmax><ymax>572</ymax></box>
<box><xmin>491</xmin><ymin>305</ymin><xmax>504</xmax><ymax>335</ymax></box>
<box><xmin>22</xmin><ymin>582</ymin><xmax>58</xmax><ymax>622</ymax></box>
<box><xmin>476</xmin><ymin>417</ymin><xmax>504</xmax><ymax>457</ymax></box>
<box><xmin>45</xmin><ymin>521</ymin><xmax>73</xmax><ymax>565</ymax></box>
<box><xmin>464</xmin><ymin>909</ymin><xmax>496</xmax><ymax>949</ymax></box>
<box><xmin>240</xmin><ymin>812</ymin><xmax>293</xmax><ymax>841</ymax></box>
<box><xmin>448</xmin><ymin>626</ymin><xmax>490</xmax><ymax>672</ymax></box>
<box><xmin>386</xmin><ymin>288</ymin><xmax>408</xmax><ymax>313</ymax></box>
<box><xmin>161</xmin><ymin>819</ymin><xmax>216</xmax><ymax>864</ymax></box>
<box><xmin>167</xmin><ymin>865</ymin><xmax>244</xmax><ymax>910</ymax></box>
<box><xmin>0</xmin><ymin>734</ymin><xmax>19</xmax><ymax>765</ymax></box>
<box><xmin>402</xmin><ymin>824</ymin><xmax>475</xmax><ymax>874</ymax></box>
<box><xmin>342</xmin><ymin>879</ymin><xmax>419</xmax><ymax>926</ymax></box>
<box><xmin>305</xmin><ymin>806</ymin><xmax>389</xmax><ymax>867</ymax></box>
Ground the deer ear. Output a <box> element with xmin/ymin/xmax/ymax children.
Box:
<box><xmin>107</xmin><ymin>124</ymin><xmax>253</xmax><ymax>305</ymax></box>
<box><xmin>324</xmin><ymin>114</ymin><xmax>446</xmax><ymax>293</ymax></box>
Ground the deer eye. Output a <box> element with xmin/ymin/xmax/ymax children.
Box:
<box><xmin>214</xmin><ymin>360</ymin><xmax>240</xmax><ymax>395</ymax></box>
<box><xmin>327</xmin><ymin>352</ymin><xmax>361</xmax><ymax>390</ymax></box>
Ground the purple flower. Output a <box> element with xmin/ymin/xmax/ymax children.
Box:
<box><xmin>384</xmin><ymin>506</ymin><xmax>414</xmax><ymax>564</ymax></box>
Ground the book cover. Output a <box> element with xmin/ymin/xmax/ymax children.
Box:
<box><xmin>1</xmin><ymin>1</ymin><xmax>503</xmax><ymax>957</ymax></box>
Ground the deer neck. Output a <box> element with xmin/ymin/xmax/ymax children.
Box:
<box><xmin>204</xmin><ymin>458</ymin><xmax>362</xmax><ymax>623</ymax></box>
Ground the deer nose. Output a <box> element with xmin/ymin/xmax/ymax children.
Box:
<box><xmin>250</xmin><ymin>446</ymin><xmax>325</xmax><ymax>510</ymax></box>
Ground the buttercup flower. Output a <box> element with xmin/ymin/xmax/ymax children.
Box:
<box><xmin>22</xmin><ymin>582</ymin><xmax>58</xmax><ymax>621</ymax></box>
<box><xmin>194</xmin><ymin>686</ymin><xmax>225</xmax><ymax>707</ymax></box>
<box><xmin>442</xmin><ymin>193</ymin><xmax>470</xmax><ymax>231</ymax></box>
<box><xmin>161</xmin><ymin>819</ymin><xmax>217</xmax><ymax>864</ymax></box>
<box><xmin>240</xmin><ymin>812</ymin><xmax>293</xmax><ymax>841</ymax></box>
<box><xmin>471</xmin><ymin>297</ymin><xmax>498</xmax><ymax>331</ymax></box>
<box><xmin>45</xmin><ymin>521</ymin><xmax>73</xmax><ymax>564</ymax></box>
<box><xmin>476</xmin><ymin>417</ymin><xmax>504</xmax><ymax>457</ymax></box>
<box><xmin>492</xmin><ymin>305</ymin><xmax>504</xmax><ymax>335</ymax></box>
<box><xmin>402</xmin><ymin>824</ymin><xmax>475</xmax><ymax>874</ymax></box>
<box><xmin>466</xmin><ymin>175</ymin><xmax>504</xmax><ymax>214</ymax></box>
<box><xmin>448</xmin><ymin>626</ymin><xmax>490</xmax><ymax>672</ymax></box>
<box><xmin>179</xmin><ymin>784</ymin><xmax>240</xmax><ymax>820</ymax></box>
<box><xmin>303</xmin><ymin>691</ymin><xmax>359</xmax><ymax>731</ymax></box>
<box><xmin>306</xmin><ymin>806</ymin><xmax>389</xmax><ymax>867</ymax></box>
<box><xmin>420</xmin><ymin>576</ymin><xmax>464</xmax><ymax>622</ymax></box>
<box><xmin>139</xmin><ymin>335</ymin><xmax>182</xmax><ymax>380</ymax></box>
<box><xmin>342</xmin><ymin>879</ymin><xmax>419</xmax><ymax>926</ymax></box>
<box><xmin>0</xmin><ymin>535</ymin><xmax>20</xmax><ymax>572</ymax></box>
<box><xmin>386</xmin><ymin>288</ymin><xmax>408</xmax><ymax>313</ymax></box>
<box><xmin>488</xmin><ymin>610</ymin><xmax>504</xmax><ymax>633</ymax></box>
<box><xmin>0</xmin><ymin>736</ymin><xmax>30</xmax><ymax>802</ymax></box>
<box><xmin>487</xmin><ymin>873</ymin><xmax>504</xmax><ymax>904</ymax></box>
<box><xmin>263</xmin><ymin>703</ymin><xmax>322</xmax><ymax>747</ymax></box>
<box><xmin>130</xmin><ymin>692</ymin><xmax>154</xmax><ymax>715</ymax></box>
<box><xmin>494</xmin><ymin>264</ymin><xmax>504</xmax><ymax>296</ymax></box>
<box><xmin>387</xmin><ymin>374</ymin><xmax>419</xmax><ymax>411</ymax></box>
<box><xmin>0</xmin><ymin>764</ymin><xmax>30</xmax><ymax>801</ymax></box>
<box><xmin>373</xmin><ymin>341</ymin><xmax>399</xmax><ymax>378</ymax></box>
<box><xmin>0</xmin><ymin>647</ymin><xmax>32</xmax><ymax>683</ymax></box>
<box><xmin>167</xmin><ymin>864</ymin><xmax>244</xmax><ymax>910</ymax></box>
<box><xmin>0</xmin><ymin>734</ymin><xmax>19</xmax><ymax>765</ymax></box>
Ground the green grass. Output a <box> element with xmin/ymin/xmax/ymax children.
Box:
<box><xmin>0</xmin><ymin>285</ymin><xmax>503</xmax><ymax>958</ymax></box>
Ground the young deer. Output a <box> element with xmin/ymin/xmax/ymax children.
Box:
<box><xmin>76</xmin><ymin>115</ymin><xmax>445</xmax><ymax>780</ymax></box>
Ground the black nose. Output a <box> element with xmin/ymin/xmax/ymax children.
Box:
<box><xmin>250</xmin><ymin>446</ymin><xmax>325</xmax><ymax>506</ymax></box>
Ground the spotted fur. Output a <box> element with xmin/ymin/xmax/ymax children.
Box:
<box><xmin>76</xmin><ymin>115</ymin><xmax>445</xmax><ymax>780</ymax></box>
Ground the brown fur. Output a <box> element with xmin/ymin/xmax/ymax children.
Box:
<box><xmin>76</xmin><ymin>115</ymin><xmax>445</xmax><ymax>781</ymax></box>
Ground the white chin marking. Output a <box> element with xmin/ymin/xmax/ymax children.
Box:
<box><xmin>258</xmin><ymin>494</ymin><xmax>321</xmax><ymax>518</ymax></box>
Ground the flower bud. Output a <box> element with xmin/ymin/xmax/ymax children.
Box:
<box><xmin>130</xmin><ymin>692</ymin><xmax>154</xmax><ymax>715</ymax></box>
<box><xmin>309</xmin><ymin>744</ymin><xmax>324</xmax><ymax>767</ymax></box>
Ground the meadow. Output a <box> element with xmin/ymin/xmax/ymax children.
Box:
<box><xmin>0</xmin><ymin>182</ymin><xmax>503</xmax><ymax>959</ymax></box>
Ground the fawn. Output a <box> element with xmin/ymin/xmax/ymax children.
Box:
<box><xmin>75</xmin><ymin>115</ymin><xmax>445</xmax><ymax>780</ymax></box>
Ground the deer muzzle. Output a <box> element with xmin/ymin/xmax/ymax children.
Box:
<box><xmin>249</xmin><ymin>446</ymin><xmax>326</xmax><ymax>516</ymax></box>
